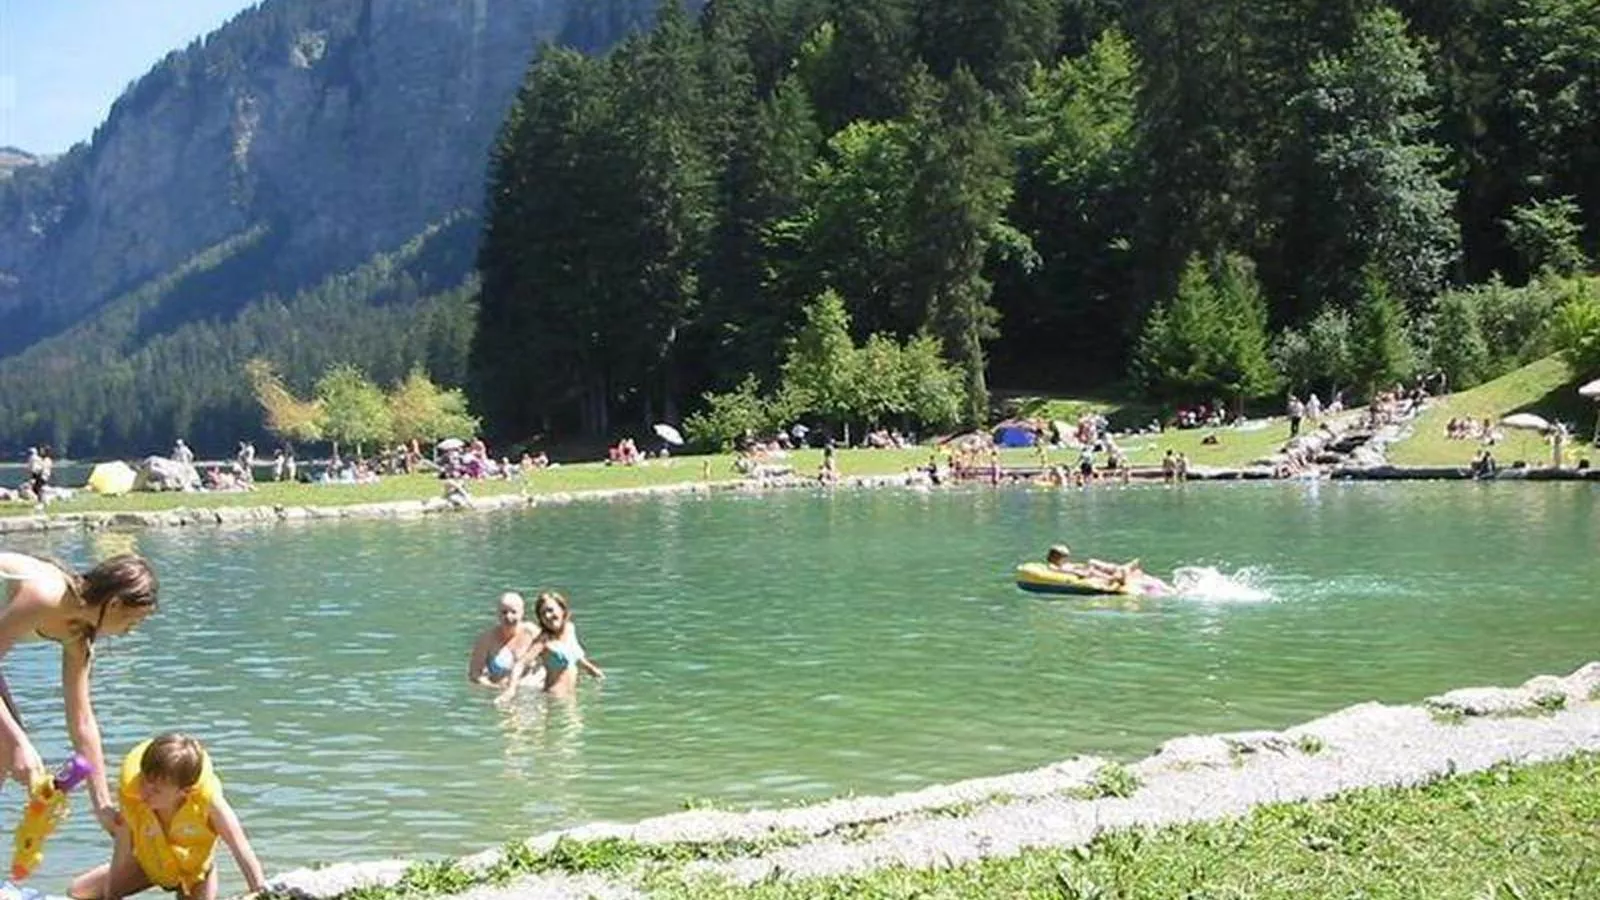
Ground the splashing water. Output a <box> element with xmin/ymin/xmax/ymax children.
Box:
<box><xmin>1167</xmin><ymin>566</ymin><xmax>1275</xmax><ymax>603</ymax></box>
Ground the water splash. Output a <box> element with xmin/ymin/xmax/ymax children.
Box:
<box><xmin>1168</xmin><ymin>566</ymin><xmax>1275</xmax><ymax>603</ymax></box>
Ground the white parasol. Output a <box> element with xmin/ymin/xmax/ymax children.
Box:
<box><xmin>1581</xmin><ymin>379</ymin><xmax>1600</xmax><ymax>443</ymax></box>
<box><xmin>1500</xmin><ymin>412</ymin><xmax>1552</xmax><ymax>432</ymax></box>
<box><xmin>653</xmin><ymin>423</ymin><xmax>685</xmax><ymax>446</ymax></box>
<box><xmin>436</xmin><ymin>437</ymin><xmax>466</xmax><ymax>451</ymax></box>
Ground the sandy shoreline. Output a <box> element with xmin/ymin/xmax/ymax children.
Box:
<box><xmin>266</xmin><ymin>662</ymin><xmax>1600</xmax><ymax>899</ymax></box>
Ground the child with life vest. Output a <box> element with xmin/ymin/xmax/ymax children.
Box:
<box><xmin>68</xmin><ymin>734</ymin><xmax>264</xmax><ymax>900</ymax></box>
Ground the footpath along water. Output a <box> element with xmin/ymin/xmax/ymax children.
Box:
<box><xmin>0</xmin><ymin>480</ymin><xmax>1594</xmax><ymax>891</ymax></box>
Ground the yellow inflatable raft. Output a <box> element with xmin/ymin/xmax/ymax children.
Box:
<box><xmin>1014</xmin><ymin>563</ymin><xmax>1171</xmax><ymax>597</ymax></box>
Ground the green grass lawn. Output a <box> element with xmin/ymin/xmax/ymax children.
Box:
<box><xmin>1386</xmin><ymin>355</ymin><xmax>1597</xmax><ymax>467</ymax></box>
<box><xmin>642</xmin><ymin>753</ymin><xmax>1600</xmax><ymax>899</ymax></box>
<box><xmin>11</xmin><ymin>360</ymin><xmax>1594</xmax><ymax>522</ymax></box>
<box><xmin>1</xmin><ymin>436</ymin><xmax>1295</xmax><ymax>522</ymax></box>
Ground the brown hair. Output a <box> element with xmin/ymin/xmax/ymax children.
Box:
<box><xmin>140</xmin><ymin>733</ymin><xmax>207</xmax><ymax>788</ymax></box>
<box><xmin>75</xmin><ymin>554</ymin><xmax>159</xmax><ymax>611</ymax></box>
<box><xmin>533</xmin><ymin>591</ymin><xmax>571</xmax><ymax>638</ymax></box>
<box><xmin>1046</xmin><ymin>545</ymin><xmax>1071</xmax><ymax>565</ymax></box>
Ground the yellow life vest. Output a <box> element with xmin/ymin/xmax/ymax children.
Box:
<box><xmin>118</xmin><ymin>740</ymin><xmax>222</xmax><ymax>890</ymax></box>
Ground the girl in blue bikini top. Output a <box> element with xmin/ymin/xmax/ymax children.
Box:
<box><xmin>504</xmin><ymin>591</ymin><xmax>604</xmax><ymax>701</ymax></box>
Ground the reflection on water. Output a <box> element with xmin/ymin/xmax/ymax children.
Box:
<box><xmin>498</xmin><ymin>694</ymin><xmax>589</xmax><ymax>814</ymax></box>
<box><xmin>0</xmin><ymin>482</ymin><xmax>1595</xmax><ymax>890</ymax></box>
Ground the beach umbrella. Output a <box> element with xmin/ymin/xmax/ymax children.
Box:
<box><xmin>87</xmin><ymin>461</ymin><xmax>137</xmax><ymax>496</ymax></box>
<box><xmin>653</xmin><ymin>423</ymin><xmax>685</xmax><ymax>446</ymax></box>
<box><xmin>1500</xmin><ymin>412</ymin><xmax>1552</xmax><ymax>432</ymax></box>
<box><xmin>436</xmin><ymin>437</ymin><xmax>465</xmax><ymax>451</ymax></box>
<box><xmin>1581</xmin><ymin>379</ymin><xmax>1600</xmax><ymax>443</ymax></box>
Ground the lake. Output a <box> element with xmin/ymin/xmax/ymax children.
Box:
<box><xmin>2</xmin><ymin>480</ymin><xmax>1595</xmax><ymax>890</ymax></box>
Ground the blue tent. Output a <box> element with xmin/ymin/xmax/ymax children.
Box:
<box><xmin>993</xmin><ymin>424</ymin><xmax>1036</xmax><ymax>447</ymax></box>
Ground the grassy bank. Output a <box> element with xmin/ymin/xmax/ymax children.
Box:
<box><xmin>1387</xmin><ymin>355</ymin><xmax>1597</xmax><ymax>467</ymax></box>
<box><xmin>9</xmin><ymin>359</ymin><xmax>1596</xmax><ymax>522</ymax></box>
<box><xmin>1</xmin><ymin>441</ymin><xmax>1275</xmax><ymax>521</ymax></box>
<box><xmin>300</xmin><ymin>752</ymin><xmax>1600</xmax><ymax>900</ymax></box>
<box><xmin>648</xmin><ymin>753</ymin><xmax>1600</xmax><ymax>898</ymax></box>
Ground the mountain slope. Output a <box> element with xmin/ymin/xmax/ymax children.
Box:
<box><xmin>0</xmin><ymin>0</ymin><xmax>573</xmax><ymax>359</ymax></box>
<box><xmin>0</xmin><ymin>217</ymin><xmax>477</xmax><ymax>455</ymax></box>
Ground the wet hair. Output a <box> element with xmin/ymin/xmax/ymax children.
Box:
<box><xmin>140</xmin><ymin>733</ymin><xmax>207</xmax><ymax>788</ymax></box>
<box><xmin>533</xmin><ymin>591</ymin><xmax>571</xmax><ymax>637</ymax></box>
<box><xmin>1046</xmin><ymin>545</ymin><xmax>1071</xmax><ymax>565</ymax></box>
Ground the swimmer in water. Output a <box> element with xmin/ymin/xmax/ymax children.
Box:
<box><xmin>468</xmin><ymin>592</ymin><xmax>540</xmax><ymax>695</ymax></box>
<box><xmin>497</xmin><ymin>591</ymin><xmax>604</xmax><ymax>702</ymax></box>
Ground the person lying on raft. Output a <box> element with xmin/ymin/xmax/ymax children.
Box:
<box><xmin>468</xmin><ymin>591</ymin><xmax>541</xmax><ymax>694</ymax></box>
<box><xmin>1045</xmin><ymin>544</ymin><xmax>1143</xmax><ymax>590</ymax></box>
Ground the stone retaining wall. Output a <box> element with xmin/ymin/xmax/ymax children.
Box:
<box><xmin>0</xmin><ymin>474</ymin><xmax>920</xmax><ymax>535</ymax></box>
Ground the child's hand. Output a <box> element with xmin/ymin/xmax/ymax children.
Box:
<box><xmin>93</xmin><ymin>803</ymin><xmax>123</xmax><ymax>835</ymax></box>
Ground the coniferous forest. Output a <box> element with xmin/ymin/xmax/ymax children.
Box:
<box><xmin>3</xmin><ymin>0</ymin><xmax>1598</xmax><ymax>458</ymax></box>
<box><xmin>473</xmin><ymin>0</ymin><xmax>1600</xmax><ymax>443</ymax></box>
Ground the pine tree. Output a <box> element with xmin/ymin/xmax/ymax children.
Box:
<box><xmin>1295</xmin><ymin>6</ymin><xmax>1459</xmax><ymax>308</ymax></box>
<box><xmin>1351</xmin><ymin>268</ymin><xmax>1415</xmax><ymax>397</ymax></box>
<box><xmin>906</xmin><ymin>67</ymin><xmax>1016</xmax><ymax>426</ymax></box>
<box><xmin>1210</xmin><ymin>253</ymin><xmax>1280</xmax><ymax>409</ymax></box>
<box><xmin>913</xmin><ymin>0</ymin><xmax>1059</xmax><ymax>93</ymax></box>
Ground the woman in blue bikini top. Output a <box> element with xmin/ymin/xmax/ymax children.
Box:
<box><xmin>468</xmin><ymin>591</ymin><xmax>539</xmax><ymax>692</ymax></box>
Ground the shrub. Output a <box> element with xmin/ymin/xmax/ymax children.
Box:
<box><xmin>683</xmin><ymin>375</ymin><xmax>778</xmax><ymax>451</ymax></box>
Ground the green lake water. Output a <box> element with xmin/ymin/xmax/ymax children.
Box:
<box><xmin>2</xmin><ymin>481</ymin><xmax>1596</xmax><ymax>889</ymax></box>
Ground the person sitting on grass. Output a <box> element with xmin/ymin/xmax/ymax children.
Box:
<box><xmin>442</xmin><ymin>477</ymin><xmax>472</xmax><ymax>509</ymax></box>
<box><xmin>69</xmin><ymin>733</ymin><xmax>265</xmax><ymax>900</ymax></box>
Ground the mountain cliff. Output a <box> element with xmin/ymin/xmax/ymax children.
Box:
<box><xmin>0</xmin><ymin>147</ymin><xmax>40</xmax><ymax>179</ymax></box>
<box><xmin>0</xmin><ymin>0</ymin><xmax>573</xmax><ymax>359</ymax></box>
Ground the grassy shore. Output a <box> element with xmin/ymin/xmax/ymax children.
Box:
<box><xmin>1387</xmin><ymin>355</ymin><xmax>1596</xmax><ymax>467</ymax></box>
<box><xmin>1</xmin><ymin>418</ymin><xmax>1343</xmax><ymax>520</ymax></box>
<box><xmin>304</xmin><ymin>752</ymin><xmax>1600</xmax><ymax>900</ymax></box>
<box><xmin>8</xmin><ymin>356</ymin><xmax>1595</xmax><ymax>521</ymax></box>
<box><xmin>643</xmin><ymin>753</ymin><xmax>1600</xmax><ymax>899</ymax></box>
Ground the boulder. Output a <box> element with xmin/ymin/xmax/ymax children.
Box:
<box><xmin>134</xmin><ymin>456</ymin><xmax>200</xmax><ymax>493</ymax></box>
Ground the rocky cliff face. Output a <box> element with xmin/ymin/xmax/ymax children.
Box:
<box><xmin>0</xmin><ymin>0</ymin><xmax>570</xmax><ymax>354</ymax></box>
<box><xmin>0</xmin><ymin>147</ymin><xmax>39</xmax><ymax>178</ymax></box>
